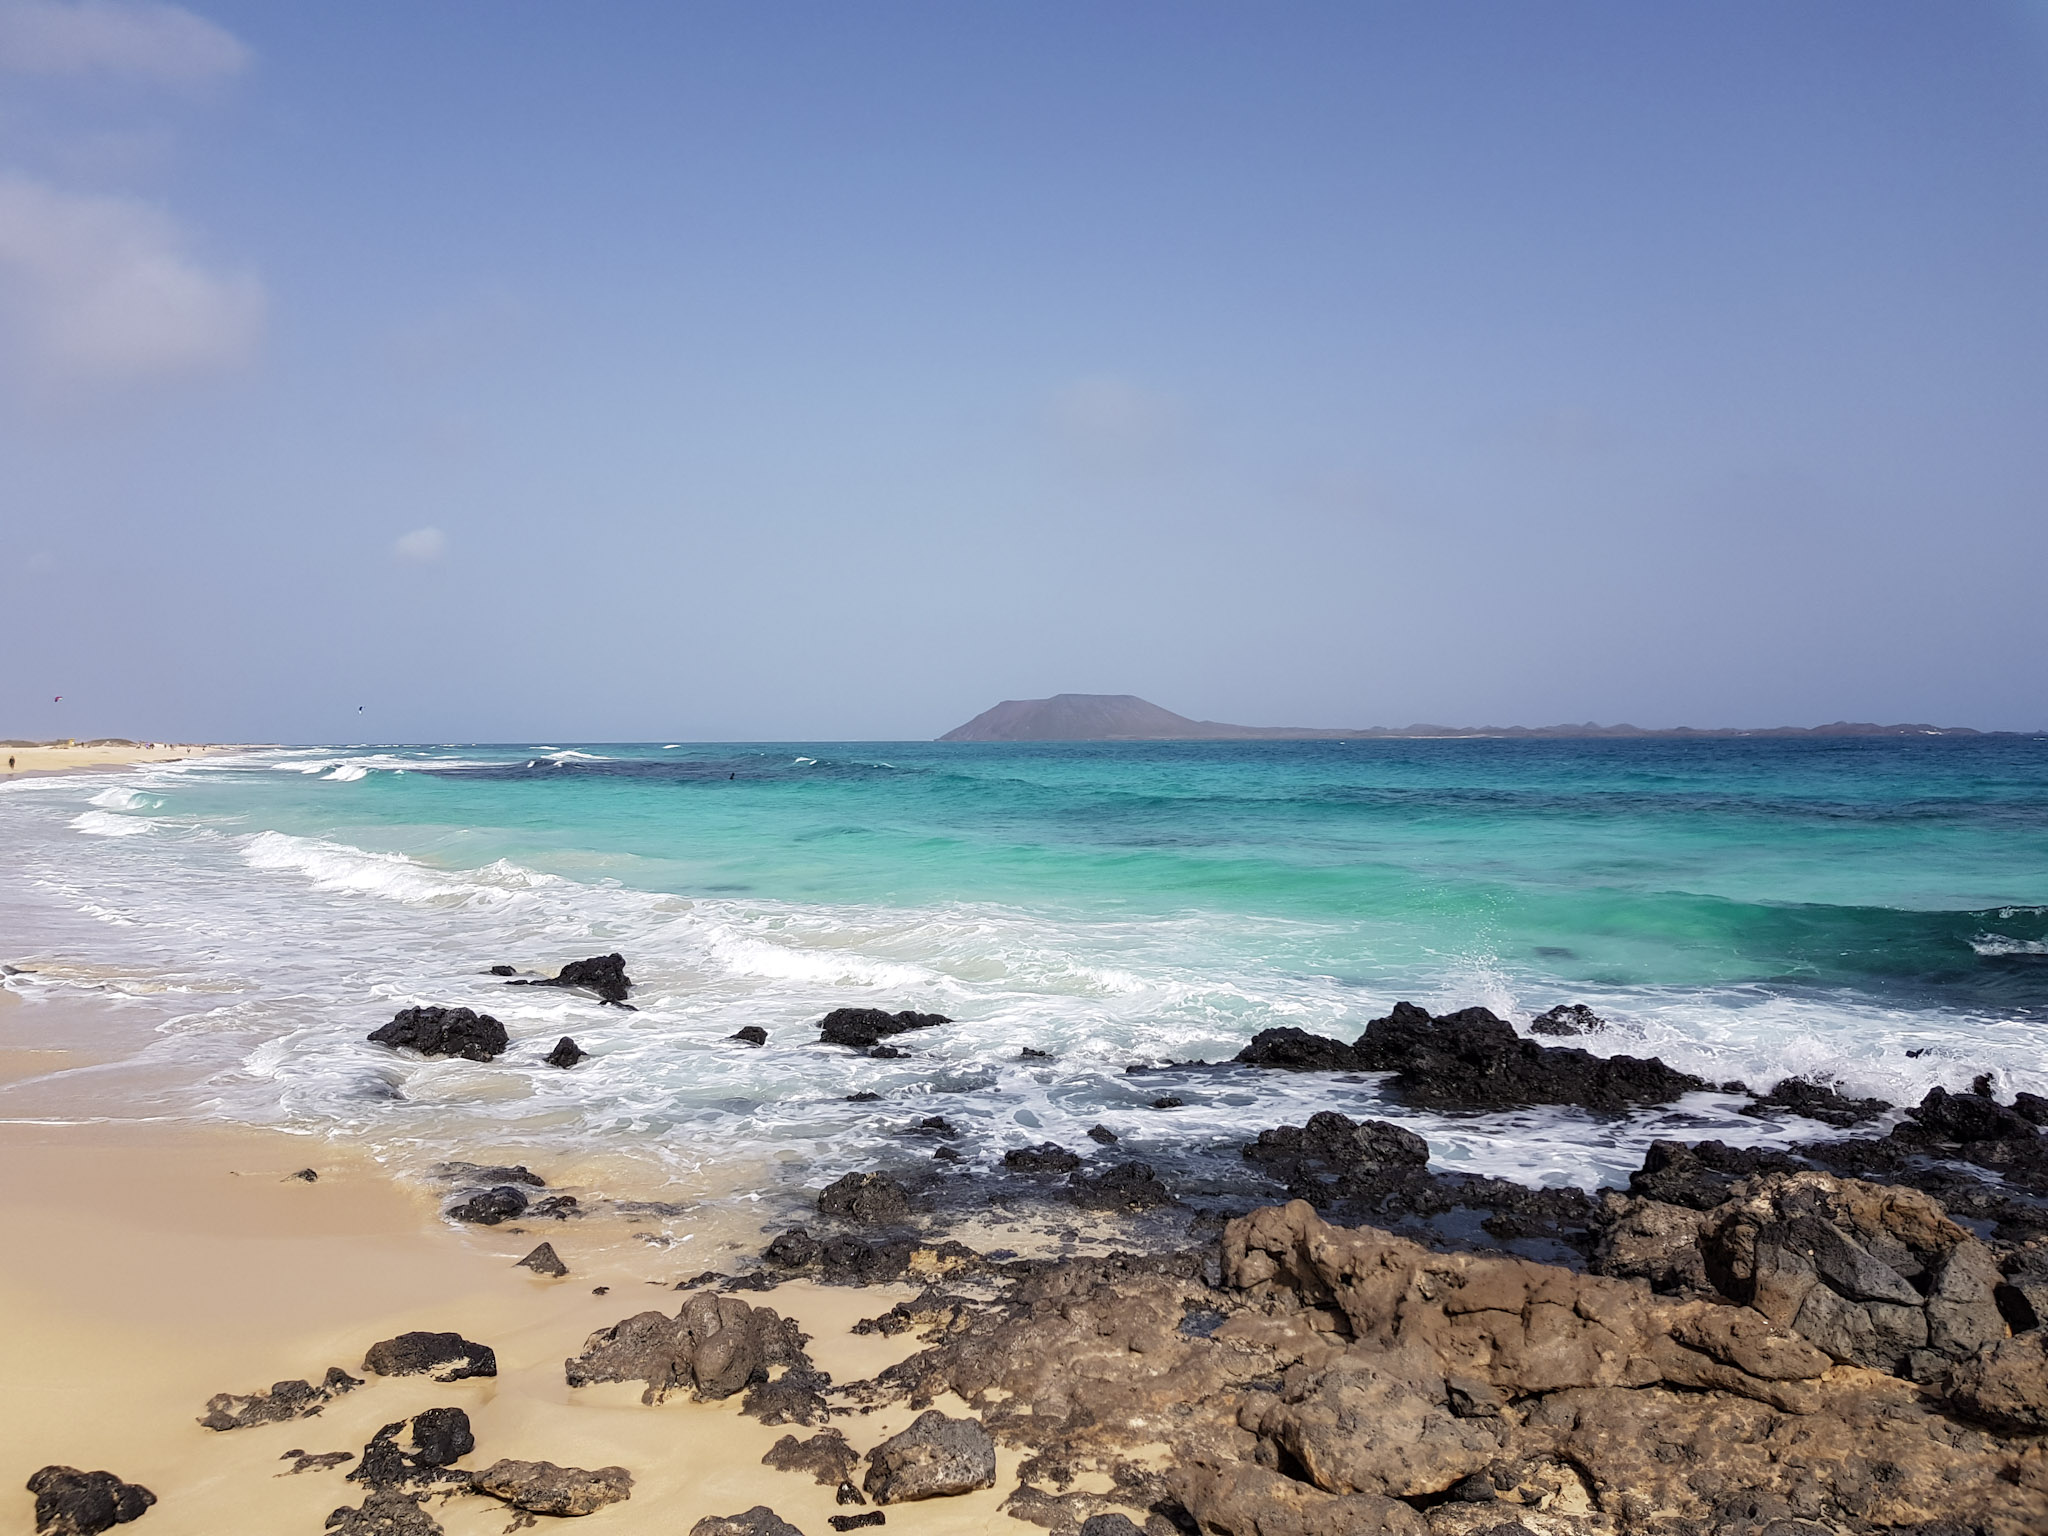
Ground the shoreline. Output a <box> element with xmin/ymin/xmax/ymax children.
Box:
<box><xmin>0</xmin><ymin>1056</ymin><xmax>1012</xmax><ymax>1535</ymax></box>
<box><xmin>0</xmin><ymin>744</ymin><xmax>243</xmax><ymax>783</ymax></box>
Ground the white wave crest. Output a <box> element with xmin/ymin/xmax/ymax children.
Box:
<box><xmin>1972</xmin><ymin>934</ymin><xmax>2048</xmax><ymax>956</ymax></box>
<box><xmin>241</xmin><ymin>830</ymin><xmax>557</xmax><ymax>909</ymax></box>
<box><xmin>88</xmin><ymin>786</ymin><xmax>150</xmax><ymax>809</ymax></box>
<box><xmin>70</xmin><ymin>810</ymin><xmax>153</xmax><ymax>837</ymax></box>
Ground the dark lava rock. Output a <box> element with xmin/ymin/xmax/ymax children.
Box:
<box><xmin>288</xmin><ymin>1167</ymin><xmax>320</xmax><ymax>1182</ymax></box>
<box><xmin>909</xmin><ymin>1116</ymin><xmax>956</xmax><ymax>1137</ymax></box>
<box><xmin>361</xmin><ymin>1331</ymin><xmax>497</xmax><ymax>1382</ymax></box>
<box><xmin>762</xmin><ymin>1428</ymin><xmax>858</xmax><ymax>1486</ymax></box>
<box><xmin>1629</xmin><ymin>1139</ymin><xmax>1808</xmax><ymax>1211</ymax></box>
<box><xmin>486</xmin><ymin>964</ymin><xmax>517</xmax><ymax>976</ymax></box>
<box><xmin>408</xmin><ymin>1408</ymin><xmax>473</xmax><ymax>1469</ymax></box>
<box><xmin>1003</xmin><ymin>1142</ymin><xmax>1082</xmax><ymax>1175</ymax></box>
<box><xmin>1245</xmin><ymin>1111</ymin><xmax>1430</xmax><ymax>1178</ymax></box>
<box><xmin>691</xmin><ymin>1510</ymin><xmax>807</xmax><ymax>1536</ymax></box>
<box><xmin>2017</xmin><ymin>1092</ymin><xmax>2048</xmax><ymax>1127</ymax></box>
<box><xmin>835</xmin><ymin>1483</ymin><xmax>864</xmax><ymax>1505</ymax></box>
<box><xmin>25</xmin><ymin>1468</ymin><xmax>156</xmax><ymax>1536</ymax></box>
<box><xmin>523</xmin><ymin>952</ymin><xmax>632</xmax><ymax>1005</ymax></box>
<box><xmin>474</xmin><ymin>1459</ymin><xmax>633</xmax><ymax>1516</ymax></box>
<box><xmin>1078</xmin><ymin>1518</ymin><xmax>1144</xmax><ymax>1536</ymax></box>
<box><xmin>1907</xmin><ymin>1085</ymin><xmax>2041</xmax><ymax>1145</ymax></box>
<box><xmin>765</xmin><ymin>1227</ymin><xmax>824</xmax><ymax>1269</ymax></box>
<box><xmin>529</xmin><ymin>1194</ymin><xmax>581</xmax><ymax>1219</ymax></box>
<box><xmin>731</xmin><ymin>1025</ymin><xmax>769</xmax><ymax>1046</ymax></box>
<box><xmin>1233</xmin><ymin>1026</ymin><xmax>1361</xmax><ymax>1071</ymax></box>
<box><xmin>830</xmin><ymin>1516</ymin><xmax>885</xmax><ymax>1532</ymax></box>
<box><xmin>1149</xmin><ymin>1097</ymin><xmax>1184</xmax><ymax>1110</ymax></box>
<box><xmin>846</xmin><ymin>1091</ymin><xmax>881</xmax><ymax>1103</ymax></box>
<box><xmin>564</xmin><ymin>1291</ymin><xmax>806</xmax><ymax>1404</ymax></box>
<box><xmin>434</xmin><ymin>1161</ymin><xmax>545</xmax><ymax>1188</ymax></box>
<box><xmin>1019</xmin><ymin>1047</ymin><xmax>1050</xmax><ymax>1059</ymax></box>
<box><xmin>818</xmin><ymin>1172</ymin><xmax>913</xmax><ymax>1225</ymax></box>
<box><xmin>446</xmin><ymin>1186</ymin><xmax>528</xmax><ymax>1225</ymax></box>
<box><xmin>1947</xmin><ymin>1331</ymin><xmax>2048</xmax><ymax>1434</ymax></box>
<box><xmin>324</xmin><ymin>1488</ymin><xmax>440</xmax><ymax>1536</ymax></box>
<box><xmin>862</xmin><ymin>1409</ymin><xmax>997</xmax><ymax>1503</ymax></box>
<box><xmin>819</xmin><ymin>1235</ymin><xmax>915</xmax><ymax>1286</ymax></box>
<box><xmin>515</xmin><ymin>1242</ymin><xmax>568</xmax><ymax>1278</ymax></box>
<box><xmin>346</xmin><ymin>1424</ymin><xmax>414</xmax><ymax>1488</ymax></box>
<box><xmin>1067</xmin><ymin>1160</ymin><xmax>1174</xmax><ymax>1212</ymax></box>
<box><xmin>1742</xmin><ymin>1078</ymin><xmax>1892</xmax><ymax>1129</ymax></box>
<box><xmin>743</xmin><ymin>1363</ymin><xmax>834</xmax><ymax>1426</ymax></box>
<box><xmin>368</xmin><ymin>1006</ymin><xmax>508</xmax><ymax>1063</ymax></box>
<box><xmin>1086</xmin><ymin>1124</ymin><xmax>1118</xmax><ymax>1144</ymax></box>
<box><xmin>1353</xmin><ymin>1001</ymin><xmax>1707</xmax><ymax>1111</ymax></box>
<box><xmin>544</xmin><ymin>1036</ymin><xmax>588</xmax><ymax>1068</ymax></box>
<box><xmin>1529</xmin><ymin>1003</ymin><xmax>1604</xmax><ymax>1036</ymax></box>
<box><xmin>817</xmin><ymin>1008</ymin><xmax>951</xmax><ymax>1052</ymax></box>
<box><xmin>199</xmin><ymin>1366</ymin><xmax>361</xmax><ymax>1430</ymax></box>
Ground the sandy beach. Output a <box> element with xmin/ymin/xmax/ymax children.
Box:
<box><xmin>1</xmin><ymin>745</ymin><xmax>238</xmax><ymax>782</ymax></box>
<box><xmin>0</xmin><ymin>997</ymin><xmax>1020</xmax><ymax>1536</ymax></box>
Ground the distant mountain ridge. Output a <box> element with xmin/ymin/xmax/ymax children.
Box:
<box><xmin>937</xmin><ymin>694</ymin><xmax>1985</xmax><ymax>743</ymax></box>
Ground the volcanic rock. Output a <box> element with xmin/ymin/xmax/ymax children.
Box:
<box><xmin>25</xmin><ymin>1469</ymin><xmax>156</xmax><ymax>1536</ymax></box>
<box><xmin>1243</xmin><ymin>1111</ymin><xmax>1429</xmax><ymax>1180</ymax></box>
<box><xmin>1947</xmin><ymin>1331</ymin><xmax>2048</xmax><ymax>1434</ymax></box>
<box><xmin>564</xmin><ymin>1291</ymin><xmax>804</xmax><ymax>1404</ymax></box>
<box><xmin>817</xmin><ymin>1172</ymin><xmax>912</xmax><ymax>1225</ymax></box>
<box><xmin>1003</xmin><ymin>1143</ymin><xmax>1081</xmax><ymax>1175</ymax></box>
<box><xmin>817</xmin><ymin>1008</ymin><xmax>951</xmax><ymax>1052</ymax></box>
<box><xmin>517</xmin><ymin>953</ymin><xmax>632</xmax><ymax>1004</ymax></box>
<box><xmin>323</xmin><ymin>1489</ymin><xmax>440</xmax><ymax>1536</ymax></box>
<box><xmin>368</xmin><ymin>1006</ymin><xmax>507</xmax><ymax>1063</ymax></box>
<box><xmin>199</xmin><ymin>1366</ymin><xmax>362</xmax><ymax>1430</ymax></box>
<box><xmin>361</xmin><ymin>1331</ymin><xmax>497</xmax><ymax>1382</ymax></box>
<box><xmin>473</xmin><ymin>1459</ymin><xmax>632</xmax><ymax>1516</ymax></box>
<box><xmin>1529</xmin><ymin>1002</ymin><xmax>1605</xmax><ymax>1036</ymax></box>
<box><xmin>1352</xmin><ymin>1003</ymin><xmax>1706</xmax><ymax>1111</ymax></box>
<box><xmin>762</xmin><ymin>1429</ymin><xmax>859</xmax><ymax>1486</ymax></box>
<box><xmin>1627</xmin><ymin>1139</ymin><xmax>1806</xmax><ymax>1211</ymax></box>
<box><xmin>732</xmin><ymin>1026</ymin><xmax>769</xmax><ymax>1046</ymax></box>
<box><xmin>545</xmin><ymin>1036</ymin><xmax>588</xmax><ymax>1068</ymax></box>
<box><xmin>1066</xmin><ymin>1160</ymin><xmax>1174</xmax><ymax>1212</ymax></box>
<box><xmin>407</xmin><ymin>1408</ymin><xmax>473</xmax><ymax>1469</ymax></box>
<box><xmin>1742</xmin><ymin>1077</ymin><xmax>1892</xmax><ymax>1129</ymax></box>
<box><xmin>862</xmin><ymin>1410</ymin><xmax>996</xmax><ymax>1503</ymax></box>
<box><xmin>690</xmin><ymin>1511</ymin><xmax>806</xmax><ymax>1536</ymax></box>
<box><xmin>1233</xmin><ymin>1026</ymin><xmax>1361</xmax><ymax>1071</ymax></box>
<box><xmin>446</xmin><ymin>1185</ymin><xmax>527</xmax><ymax>1225</ymax></box>
<box><xmin>515</xmin><ymin>1242</ymin><xmax>568</xmax><ymax>1277</ymax></box>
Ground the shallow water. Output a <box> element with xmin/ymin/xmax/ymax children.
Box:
<box><xmin>4</xmin><ymin>737</ymin><xmax>2046</xmax><ymax>1208</ymax></box>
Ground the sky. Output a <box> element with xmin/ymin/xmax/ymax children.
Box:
<box><xmin>1</xmin><ymin>0</ymin><xmax>2045</xmax><ymax>743</ymax></box>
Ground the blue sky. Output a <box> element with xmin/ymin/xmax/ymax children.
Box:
<box><xmin>2</xmin><ymin>1</ymin><xmax>2044</xmax><ymax>741</ymax></box>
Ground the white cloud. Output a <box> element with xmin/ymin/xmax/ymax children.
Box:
<box><xmin>0</xmin><ymin>0</ymin><xmax>248</xmax><ymax>85</ymax></box>
<box><xmin>0</xmin><ymin>173</ymin><xmax>264</xmax><ymax>384</ymax></box>
<box><xmin>393</xmin><ymin>527</ymin><xmax>449</xmax><ymax>564</ymax></box>
<box><xmin>1050</xmin><ymin>375</ymin><xmax>1183</xmax><ymax>470</ymax></box>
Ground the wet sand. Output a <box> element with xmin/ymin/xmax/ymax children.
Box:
<box><xmin>0</xmin><ymin>744</ymin><xmax>236</xmax><ymax>781</ymax></box>
<box><xmin>0</xmin><ymin>1003</ymin><xmax>1022</xmax><ymax>1536</ymax></box>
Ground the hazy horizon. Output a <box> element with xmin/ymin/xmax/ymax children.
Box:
<box><xmin>4</xmin><ymin>2</ymin><xmax>2046</xmax><ymax>743</ymax></box>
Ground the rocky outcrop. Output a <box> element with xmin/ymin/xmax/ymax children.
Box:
<box><xmin>25</xmin><ymin>1469</ymin><xmax>156</xmax><ymax>1536</ymax></box>
<box><xmin>1741</xmin><ymin>1077</ymin><xmax>1892</xmax><ymax>1128</ymax></box>
<box><xmin>545</xmin><ymin>1036</ymin><xmax>588</xmax><ymax>1067</ymax></box>
<box><xmin>863</xmin><ymin>1410</ymin><xmax>997</xmax><ymax>1503</ymax></box>
<box><xmin>762</xmin><ymin>1429</ymin><xmax>859</xmax><ymax>1486</ymax></box>
<box><xmin>690</xmin><ymin>1510</ymin><xmax>805</xmax><ymax>1536</ymax></box>
<box><xmin>1353</xmin><ymin>1003</ymin><xmax>1707</xmax><ymax>1111</ymax></box>
<box><xmin>199</xmin><ymin>1366</ymin><xmax>362</xmax><ymax>1430</ymax></box>
<box><xmin>731</xmin><ymin>1026</ymin><xmax>768</xmax><ymax>1046</ymax></box>
<box><xmin>323</xmin><ymin>1489</ymin><xmax>439</xmax><ymax>1536</ymax></box>
<box><xmin>1243</xmin><ymin>1111</ymin><xmax>1429</xmax><ymax>1183</ymax></box>
<box><xmin>346</xmin><ymin>1409</ymin><xmax>473</xmax><ymax>1490</ymax></box>
<box><xmin>515</xmin><ymin>1242</ymin><xmax>568</xmax><ymax>1277</ymax></box>
<box><xmin>512</xmin><ymin>953</ymin><xmax>632</xmax><ymax>1004</ymax></box>
<box><xmin>1529</xmin><ymin>1003</ymin><xmax>1604</xmax><ymax>1036</ymax></box>
<box><xmin>1949</xmin><ymin>1332</ymin><xmax>2048</xmax><ymax>1434</ymax></box>
<box><xmin>1065</xmin><ymin>1160</ymin><xmax>1174</xmax><ymax>1212</ymax></box>
<box><xmin>1700</xmin><ymin>1170</ymin><xmax>2005</xmax><ymax>1379</ymax></box>
<box><xmin>360</xmin><ymin>1331</ymin><xmax>497</xmax><ymax>1382</ymax></box>
<box><xmin>1003</xmin><ymin>1143</ymin><xmax>1082</xmax><ymax>1175</ymax></box>
<box><xmin>446</xmin><ymin>1185</ymin><xmax>528</xmax><ymax>1225</ymax></box>
<box><xmin>367</xmin><ymin>1006</ymin><xmax>508</xmax><ymax>1062</ymax></box>
<box><xmin>473</xmin><ymin>1460</ymin><xmax>632</xmax><ymax>1516</ymax></box>
<box><xmin>1234</xmin><ymin>1027</ymin><xmax>1362</xmax><ymax>1071</ymax></box>
<box><xmin>817</xmin><ymin>1008</ymin><xmax>950</xmax><ymax>1053</ymax></box>
<box><xmin>564</xmin><ymin>1292</ymin><xmax>806</xmax><ymax>1404</ymax></box>
<box><xmin>818</xmin><ymin>1172</ymin><xmax>913</xmax><ymax>1224</ymax></box>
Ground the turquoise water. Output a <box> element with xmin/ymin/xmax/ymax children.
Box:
<box><xmin>5</xmin><ymin>737</ymin><xmax>2046</xmax><ymax>1195</ymax></box>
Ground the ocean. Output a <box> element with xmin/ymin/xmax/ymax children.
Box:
<box><xmin>5</xmin><ymin>736</ymin><xmax>2046</xmax><ymax>1210</ymax></box>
